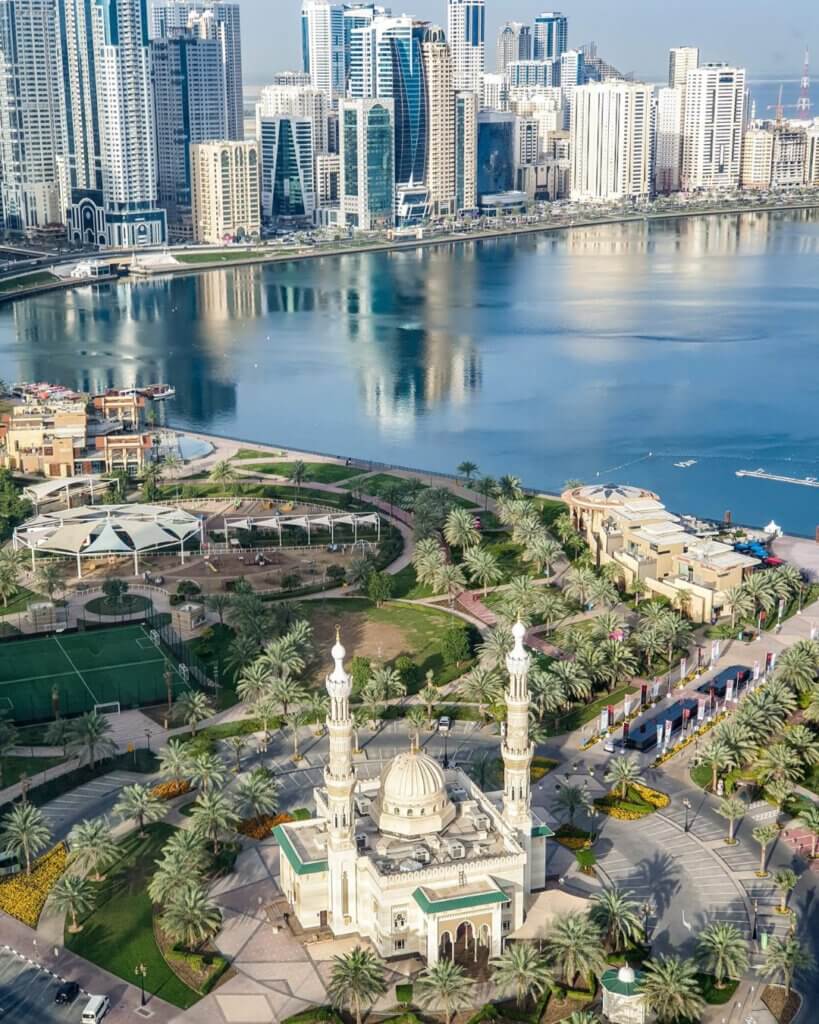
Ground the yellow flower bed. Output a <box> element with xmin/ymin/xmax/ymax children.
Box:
<box><xmin>632</xmin><ymin>783</ymin><xmax>669</xmax><ymax>808</ymax></box>
<box><xmin>0</xmin><ymin>843</ymin><xmax>67</xmax><ymax>927</ymax></box>
<box><xmin>150</xmin><ymin>779</ymin><xmax>192</xmax><ymax>800</ymax></box>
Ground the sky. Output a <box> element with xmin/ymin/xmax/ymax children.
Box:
<box><xmin>241</xmin><ymin>0</ymin><xmax>819</xmax><ymax>85</ymax></box>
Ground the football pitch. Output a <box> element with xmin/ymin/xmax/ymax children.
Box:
<box><xmin>0</xmin><ymin>624</ymin><xmax>192</xmax><ymax>722</ymax></box>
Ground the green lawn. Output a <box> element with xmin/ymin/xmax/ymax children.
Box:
<box><xmin>0</xmin><ymin>271</ymin><xmax>59</xmax><ymax>294</ymax></box>
<box><xmin>174</xmin><ymin>250</ymin><xmax>269</xmax><ymax>264</ymax></box>
<box><xmin>243</xmin><ymin>461</ymin><xmax>360</xmax><ymax>483</ymax></box>
<box><xmin>234</xmin><ymin>448</ymin><xmax>283</xmax><ymax>460</ymax></box>
<box><xmin>160</xmin><ymin>480</ymin><xmax>363</xmax><ymax>510</ymax></box>
<box><xmin>696</xmin><ymin>975</ymin><xmax>738</xmax><ymax>1005</ymax></box>
<box><xmin>535</xmin><ymin>497</ymin><xmax>568</xmax><ymax>528</ymax></box>
<box><xmin>390</xmin><ymin>564</ymin><xmax>436</xmax><ymax>600</ymax></box>
<box><xmin>0</xmin><ymin>587</ymin><xmax>45</xmax><ymax>617</ymax></box>
<box><xmin>342</xmin><ymin>473</ymin><xmax>477</xmax><ymax>509</ymax></box>
<box><xmin>67</xmin><ymin>824</ymin><xmax>201</xmax><ymax>1009</ymax></box>
<box><xmin>1</xmin><ymin>754</ymin><xmax>65</xmax><ymax>787</ymax></box>
<box><xmin>543</xmin><ymin>684</ymin><xmax>639</xmax><ymax>736</ymax></box>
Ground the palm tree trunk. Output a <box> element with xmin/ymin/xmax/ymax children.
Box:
<box><xmin>812</xmin><ymin>835</ymin><xmax>817</xmax><ymax>859</ymax></box>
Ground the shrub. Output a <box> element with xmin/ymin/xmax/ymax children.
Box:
<box><xmin>350</xmin><ymin>656</ymin><xmax>372</xmax><ymax>692</ymax></box>
<box><xmin>395</xmin><ymin>655</ymin><xmax>420</xmax><ymax>689</ymax></box>
<box><xmin>395</xmin><ymin>983</ymin><xmax>414</xmax><ymax>1005</ymax></box>
<box><xmin>238</xmin><ymin>812</ymin><xmax>293</xmax><ymax>840</ymax></box>
<box><xmin>326</xmin><ymin>565</ymin><xmax>346</xmax><ymax>584</ymax></box>
<box><xmin>150</xmin><ymin>779</ymin><xmax>192</xmax><ymax>800</ymax></box>
<box><xmin>441</xmin><ymin>623</ymin><xmax>471</xmax><ymax>666</ymax></box>
<box><xmin>0</xmin><ymin>844</ymin><xmax>67</xmax><ymax>926</ymax></box>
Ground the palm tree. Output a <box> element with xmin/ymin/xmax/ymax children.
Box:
<box><xmin>173</xmin><ymin>689</ymin><xmax>214</xmax><ymax>736</ymax></box>
<box><xmin>434</xmin><ymin>563</ymin><xmax>467</xmax><ymax>606</ymax></box>
<box><xmin>598</xmin><ymin>640</ymin><xmax>638</xmax><ymax>692</ymax></box>
<box><xmin>589</xmin><ymin>887</ymin><xmax>642</xmax><ymax>953</ymax></box>
<box><xmin>158</xmin><ymin>738</ymin><xmax>191</xmax><ymax>785</ymax></box>
<box><xmin>497</xmin><ymin>475</ymin><xmax>523</xmax><ymax>499</ymax></box>
<box><xmin>475</xmin><ymin>476</ymin><xmax>497</xmax><ymax>509</ymax></box>
<box><xmin>160</xmin><ymin>886</ymin><xmax>222</xmax><ymax>949</ymax></box>
<box><xmin>68</xmin><ymin>711</ymin><xmax>116</xmax><ymax>768</ymax></box>
<box><xmin>696</xmin><ymin>922</ymin><xmax>749</xmax><ymax>989</ymax></box>
<box><xmin>490</xmin><ymin>941</ymin><xmax>554</xmax><ymax>1008</ymax></box>
<box><xmin>304</xmin><ymin>693</ymin><xmax>329</xmax><ymax>735</ymax></box>
<box><xmin>757</xmin><ymin>743</ymin><xmax>804</xmax><ymax>785</ymax></box>
<box><xmin>326</xmin><ymin>947</ymin><xmax>387</xmax><ymax>1024</ymax></box>
<box><xmin>796</xmin><ymin>804</ymin><xmax>819</xmax><ymax>858</ymax></box>
<box><xmin>405</xmin><ymin>706</ymin><xmax>427</xmax><ymax>748</ymax></box>
<box><xmin>236</xmin><ymin>661</ymin><xmax>273</xmax><ymax>705</ymax></box>
<box><xmin>0</xmin><ymin>716</ymin><xmax>18</xmax><ymax>787</ymax></box>
<box><xmin>36</xmin><ymin>561</ymin><xmax>63</xmax><ymax>602</ymax></box>
<box><xmin>187</xmin><ymin>751</ymin><xmax>227</xmax><ymax>793</ymax></box>
<box><xmin>269</xmin><ymin>674</ymin><xmax>308</xmax><ymax>717</ymax></box>
<box><xmin>284</xmin><ymin>707</ymin><xmax>309</xmax><ymax>760</ymax></box>
<box><xmin>716</xmin><ymin>796</ymin><xmax>746</xmax><ymax>844</ymax></box>
<box><xmin>236</xmin><ymin>767</ymin><xmax>279</xmax><ymax>824</ymax></box>
<box><xmin>700</xmin><ymin>738</ymin><xmax>737</xmax><ymax>793</ymax></box>
<box><xmin>784</xmin><ymin>724</ymin><xmax>819</xmax><ymax>767</ymax></box>
<box><xmin>604</xmin><ymin>755</ymin><xmax>644</xmax><ymax>800</ymax></box>
<box><xmin>563</xmin><ymin>566</ymin><xmax>596</xmax><ymax>608</ymax></box>
<box><xmin>444</xmin><ymin>507</ymin><xmax>480</xmax><ymax>551</ymax></box>
<box><xmin>415</xmin><ymin>959</ymin><xmax>475</xmax><ymax>1024</ymax></box>
<box><xmin>774</xmin><ymin>868</ymin><xmax>798</xmax><ymax>913</ymax></box>
<box><xmin>419</xmin><ymin>680</ymin><xmax>438</xmax><ymax>721</ymax></box>
<box><xmin>252</xmin><ymin>693</ymin><xmax>279</xmax><ymax>738</ymax></box>
<box><xmin>0</xmin><ymin>553</ymin><xmax>21</xmax><ymax>607</ymax></box>
<box><xmin>634</xmin><ymin>624</ymin><xmax>665</xmax><ymax>673</ymax></box>
<box><xmin>226</xmin><ymin>633</ymin><xmax>261</xmax><ymax>677</ymax></box>
<box><xmin>725</xmin><ymin>585</ymin><xmax>754</xmax><ymax>628</ymax></box>
<box><xmin>638</xmin><ymin>955</ymin><xmax>705</xmax><ymax>1023</ymax></box>
<box><xmin>225</xmin><ymin>735</ymin><xmax>247</xmax><ymax>771</ymax></box>
<box><xmin>368</xmin><ymin>664</ymin><xmax>406</xmax><ymax>703</ymax></box>
<box><xmin>457</xmin><ymin>460</ymin><xmax>479</xmax><ymax>484</ymax></box>
<box><xmin>289</xmin><ymin>459</ymin><xmax>307</xmax><ymax>498</ymax></box>
<box><xmin>67</xmin><ymin>817</ymin><xmax>118</xmax><ymax>881</ymax></box>
<box><xmin>552</xmin><ymin>784</ymin><xmax>593</xmax><ymax>827</ymax></box>
<box><xmin>742</xmin><ymin>571</ymin><xmax>776</xmax><ymax>618</ymax></box>
<box><xmin>459</xmin><ymin>666</ymin><xmax>502</xmax><ymax>722</ymax></box>
<box><xmin>463</xmin><ymin>546</ymin><xmax>502</xmax><ymax>597</ymax></box>
<box><xmin>564</xmin><ymin>1015</ymin><xmax>601</xmax><ymax>1024</ymax></box>
<box><xmin>529</xmin><ymin>667</ymin><xmax>568</xmax><ymax>721</ymax></box>
<box><xmin>113</xmin><ymin>784</ymin><xmax>166</xmax><ymax>837</ymax></box>
<box><xmin>589</xmin><ymin>577</ymin><xmax>619</xmax><ymax>610</ymax></box>
<box><xmin>209</xmin><ymin>459</ymin><xmax>237</xmax><ymax>490</ymax></box>
<box><xmin>190</xmin><ymin>790</ymin><xmax>239</xmax><ymax>854</ymax></box>
<box><xmin>47</xmin><ymin>874</ymin><xmax>96</xmax><ymax>933</ymax></box>
<box><xmin>776</xmin><ymin>644</ymin><xmax>819</xmax><ymax>695</ymax></box>
<box><xmin>753</xmin><ymin>824</ymin><xmax>779</xmax><ymax>877</ymax></box>
<box><xmin>205</xmin><ymin>592</ymin><xmax>232</xmax><ymax>626</ymax></box>
<box><xmin>543</xmin><ymin>912</ymin><xmax>606</xmax><ymax>989</ymax></box>
<box><xmin>0</xmin><ymin>803</ymin><xmax>51</xmax><ymax>875</ymax></box>
<box><xmin>763</xmin><ymin>936</ymin><xmax>814</xmax><ymax>997</ymax></box>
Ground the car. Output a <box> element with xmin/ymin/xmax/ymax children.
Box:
<box><xmin>603</xmin><ymin>737</ymin><xmax>616</xmax><ymax>754</ymax></box>
<box><xmin>82</xmin><ymin>994</ymin><xmax>110</xmax><ymax>1023</ymax></box>
<box><xmin>55</xmin><ymin>981</ymin><xmax>80</xmax><ymax>1005</ymax></box>
<box><xmin>438</xmin><ymin>716</ymin><xmax>451</xmax><ymax>734</ymax></box>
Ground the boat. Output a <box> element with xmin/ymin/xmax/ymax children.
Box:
<box><xmin>140</xmin><ymin>384</ymin><xmax>176</xmax><ymax>400</ymax></box>
<box><xmin>674</xmin><ymin>459</ymin><xmax>697</xmax><ymax>468</ymax></box>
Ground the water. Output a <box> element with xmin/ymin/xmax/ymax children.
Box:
<box><xmin>1</xmin><ymin>208</ymin><xmax>819</xmax><ymax>535</ymax></box>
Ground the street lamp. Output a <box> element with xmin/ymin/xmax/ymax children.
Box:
<box><xmin>442</xmin><ymin>731</ymin><xmax>449</xmax><ymax>769</ymax></box>
<box><xmin>683</xmin><ymin>798</ymin><xmax>692</xmax><ymax>833</ymax></box>
<box><xmin>145</xmin><ymin>729</ymin><xmax>151</xmax><ymax>753</ymax></box>
<box><xmin>135</xmin><ymin>962</ymin><xmax>147</xmax><ymax>1006</ymax></box>
<box><xmin>752</xmin><ymin>898</ymin><xmax>759</xmax><ymax>941</ymax></box>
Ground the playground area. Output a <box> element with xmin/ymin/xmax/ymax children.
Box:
<box><xmin>0</xmin><ymin>623</ymin><xmax>195</xmax><ymax>723</ymax></box>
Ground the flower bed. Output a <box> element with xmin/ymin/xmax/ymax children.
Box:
<box><xmin>594</xmin><ymin>784</ymin><xmax>667</xmax><ymax>821</ymax></box>
<box><xmin>554</xmin><ymin>824</ymin><xmax>593</xmax><ymax>851</ymax></box>
<box><xmin>150</xmin><ymin>779</ymin><xmax>192</xmax><ymax>800</ymax></box>
<box><xmin>238</xmin><ymin>812</ymin><xmax>294</xmax><ymax>840</ymax></box>
<box><xmin>0</xmin><ymin>843</ymin><xmax>66</xmax><ymax>926</ymax></box>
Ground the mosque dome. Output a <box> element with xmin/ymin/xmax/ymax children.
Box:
<box><xmin>373</xmin><ymin>748</ymin><xmax>456</xmax><ymax>838</ymax></box>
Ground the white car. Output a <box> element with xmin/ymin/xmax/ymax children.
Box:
<box><xmin>438</xmin><ymin>716</ymin><xmax>451</xmax><ymax>735</ymax></box>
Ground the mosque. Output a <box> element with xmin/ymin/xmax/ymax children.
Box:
<box><xmin>274</xmin><ymin>620</ymin><xmax>554</xmax><ymax>965</ymax></box>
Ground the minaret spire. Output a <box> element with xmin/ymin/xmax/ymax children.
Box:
<box><xmin>324</xmin><ymin>627</ymin><xmax>355</xmax><ymax>849</ymax></box>
<box><xmin>502</xmin><ymin>618</ymin><xmax>534</xmax><ymax>896</ymax></box>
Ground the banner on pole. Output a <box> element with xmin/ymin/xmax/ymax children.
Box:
<box><xmin>599</xmin><ymin>709</ymin><xmax>608</xmax><ymax>734</ymax></box>
<box><xmin>640</xmin><ymin>683</ymin><xmax>648</xmax><ymax>706</ymax></box>
<box><xmin>656</xmin><ymin>724</ymin><xmax>664</xmax><ymax>749</ymax></box>
<box><xmin>725</xmin><ymin>679</ymin><xmax>734</xmax><ymax>703</ymax></box>
<box><xmin>652</xmin><ymin>680</ymin><xmax>660</xmax><ymax>701</ymax></box>
<box><xmin>680</xmin><ymin>657</ymin><xmax>687</xmax><ymax>680</ymax></box>
<box><xmin>753</xmin><ymin>659</ymin><xmax>760</xmax><ymax>681</ymax></box>
<box><xmin>663</xmin><ymin>719</ymin><xmax>673</xmax><ymax>744</ymax></box>
<box><xmin>697</xmin><ymin>698</ymin><xmax>706</xmax><ymax>721</ymax></box>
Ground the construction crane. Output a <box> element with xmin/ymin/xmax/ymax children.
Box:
<box><xmin>766</xmin><ymin>84</ymin><xmax>786</xmax><ymax>123</ymax></box>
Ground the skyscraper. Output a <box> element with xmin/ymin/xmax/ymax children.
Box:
<box><xmin>421</xmin><ymin>27</ymin><xmax>455</xmax><ymax>218</ymax></box>
<box><xmin>152</xmin><ymin>33</ymin><xmax>227</xmax><ymax>238</ymax></box>
<box><xmin>496</xmin><ymin>21</ymin><xmax>531</xmax><ymax>74</ymax></box>
<box><xmin>300</xmin><ymin>0</ymin><xmax>344</xmax><ymax>99</ymax></box>
<box><xmin>570</xmin><ymin>81</ymin><xmax>653</xmax><ymax>201</ymax></box>
<box><xmin>0</xmin><ymin>0</ymin><xmax>63</xmax><ymax>234</ymax></box>
<box><xmin>257</xmin><ymin>116</ymin><xmax>316</xmax><ymax>223</ymax></box>
<box><xmin>447</xmin><ymin>0</ymin><xmax>484</xmax><ymax>95</ymax></box>
<box><xmin>257</xmin><ymin>81</ymin><xmax>330</xmax><ymax>156</ymax></box>
<box><xmin>339</xmin><ymin>96</ymin><xmax>395</xmax><ymax>229</ymax></box>
<box><xmin>654</xmin><ymin>86</ymin><xmax>683</xmax><ymax>193</ymax></box>
<box><xmin>455</xmin><ymin>90</ymin><xmax>477</xmax><ymax>211</ymax></box>
<box><xmin>682</xmin><ymin>64</ymin><xmax>745</xmax><ymax>190</ymax></box>
<box><xmin>94</xmin><ymin>0</ymin><xmax>166</xmax><ymax>245</ymax></box>
<box><xmin>668</xmin><ymin>46</ymin><xmax>699</xmax><ymax>89</ymax></box>
<box><xmin>533</xmin><ymin>12</ymin><xmax>567</xmax><ymax>62</ymax></box>
<box><xmin>151</xmin><ymin>1</ymin><xmax>244</xmax><ymax>141</ymax></box>
<box><xmin>477</xmin><ymin>111</ymin><xmax>516</xmax><ymax>197</ymax></box>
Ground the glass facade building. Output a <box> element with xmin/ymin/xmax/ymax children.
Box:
<box><xmin>533</xmin><ymin>12</ymin><xmax>567</xmax><ymax>61</ymax></box>
<box><xmin>477</xmin><ymin>111</ymin><xmax>515</xmax><ymax>197</ymax></box>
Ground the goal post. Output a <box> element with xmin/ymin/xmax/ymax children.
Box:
<box><xmin>94</xmin><ymin>701</ymin><xmax>121</xmax><ymax>716</ymax></box>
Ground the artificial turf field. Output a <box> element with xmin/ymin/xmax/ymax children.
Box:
<box><xmin>0</xmin><ymin>624</ymin><xmax>190</xmax><ymax>722</ymax></box>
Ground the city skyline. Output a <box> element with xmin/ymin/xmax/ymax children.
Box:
<box><xmin>247</xmin><ymin>0</ymin><xmax>819</xmax><ymax>84</ymax></box>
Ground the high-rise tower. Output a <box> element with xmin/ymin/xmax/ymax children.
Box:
<box><xmin>533</xmin><ymin>11</ymin><xmax>567</xmax><ymax>62</ymax></box>
<box><xmin>323</xmin><ymin>630</ymin><xmax>358</xmax><ymax>930</ymax></box>
<box><xmin>502</xmin><ymin>619</ymin><xmax>533</xmax><ymax>900</ymax></box>
<box><xmin>447</xmin><ymin>0</ymin><xmax>484</xmax><ymax>95</ymax></box>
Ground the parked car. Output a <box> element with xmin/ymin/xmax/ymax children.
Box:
<box><xmin>81</xmin><ymin>995</ymin><xmax>110</xmax><ymax>1023</ymax></box>
<box><xmin>55</xmin><ymin>981</ymin><xmax>80</xmax><ymax>1005</ymax></box>
<box><xmin>438</xmin><ymin>716</ymin><xmax>451</xmax><ymax>735</ymax></box>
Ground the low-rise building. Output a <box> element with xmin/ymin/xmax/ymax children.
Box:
<box><xmin>562</xmin><ymin>483</ymin><xmax>760</xmax><ymax>623</ymax></box>
<box><xmin>1</xmin><ymin>391</ymin><xmax>151</xmax><ymax>478</ymax></box>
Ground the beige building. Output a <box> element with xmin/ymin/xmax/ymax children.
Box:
<box><xmin>562</xmin><ymin>483</ymin><xmax>760</xmax><ymax>623</ymax></box>
<box><xmin>741</xmin><ymin>128</ymin><xmax>774</xmax><ymax>189</ymax></box>
<box><xmin>422</xmin><ymin>27</ymin><xmax>456</xmax><ymax>218</ymax></box>
<box><xmin>1</xmin><ymin>392</ymin><xmax>150</xmax><ymax>478</ymax></box>
<box><xmin>276</xmin><ymin>625</ymin><xmax>552</xmax><ymax>964</ymax></box>
<box><xmin>190</xmin><ymin>140</ymin><xmax>260</xmax><ymax>244</ymax></box>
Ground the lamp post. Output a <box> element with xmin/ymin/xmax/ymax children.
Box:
<box><xmin>752</xmin><ymin>898</ymin><xmax>759</xmax><ymax>941</ymax></box>
<box><xmin>135</xmin><ymin>962</ymin><xmax>147</xmax><ymax>1006</ymax></box>
<box><xmin>442</xmin><ymin>730</ymin><xmax>449</xmax><ymax>769</ymax></box>
<box><xmin>144</xmin><ymin>729</ymin><xmax>151</xmax><ymax>753</ymax></box>
<box><xmin>683</xmin><ymin>798</ymin><xmax>692</xmax><ymax>833</ymax></box>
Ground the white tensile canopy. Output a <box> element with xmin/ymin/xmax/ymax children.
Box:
<box><xmin>12</xmin><ymin>503</ymin><xmax>203</xmax><ymax>577</ymax></box>
<box><xmin>223</xmin><ymin>511</ymin><xmax>380</xmax><ymax>546</ymax></box>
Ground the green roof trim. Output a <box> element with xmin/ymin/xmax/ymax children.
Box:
<box><xmin>273</xmin><ymin>825</ymin><xmax>328</xmax><ymax>876</ymax></box>
<box><xmin>531</xmin><ymin>824</ymin><xmax>555</xmax><ymax>838</ymax></box>
<box><xmin>601</xmin><ymin>968</ymin><xmax>643</xmax><ymax>997</ymax></box>
<box><xmin>412</xmin><ymin>886</ymin><xmax>507</xmax><ymax>915</ymax></box>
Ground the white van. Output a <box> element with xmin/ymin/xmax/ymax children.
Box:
<box><xmin>81</xmin><ymin>995</ymin><xmax>110</xmax><ymax>1023</ymax></box>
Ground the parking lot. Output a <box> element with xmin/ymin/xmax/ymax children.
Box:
<box><xmin>0</xmin><ymin>947</ymin><xmax>84</xmax><ymax>1023</ymax></box>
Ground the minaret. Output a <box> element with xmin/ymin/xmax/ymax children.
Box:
<box><xmin>502</xmin><ymin>618</ymin><xmax>534</xmax><ymax>899</ymax></box>
<box><xmin>323</xmin><ymin>629</ymin><xmax>358</xmax><ymax>930</ymax></box>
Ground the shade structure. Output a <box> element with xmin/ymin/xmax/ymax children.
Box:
<box><xmin>13</xmin><ymin>503</ymin><xmax>203</xmax><ymax>577</ymax></box>
<box><xmin>223</xmin><ymin>511</ymin><xmax>381</xmax><ymax>546</ymax></box>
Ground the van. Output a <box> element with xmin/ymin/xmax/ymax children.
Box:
<box><xmin>81</xmin><ymin>995</ymin><xmax>110</xmax><ymax>1023</ymax></box>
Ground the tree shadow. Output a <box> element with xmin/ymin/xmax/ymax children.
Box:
<box><xmin>625</xmin><ymin>851</ymin><xmax>682</xmax><ymax>920</ymax></box>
